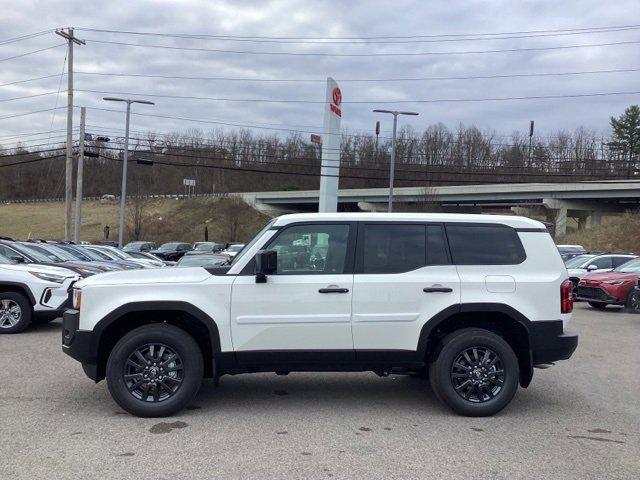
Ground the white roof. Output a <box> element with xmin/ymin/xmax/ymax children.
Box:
<box><xmin>273</xmin><ymin>212</ymin><xmax>545</xmax><ymax>229</ymax></box>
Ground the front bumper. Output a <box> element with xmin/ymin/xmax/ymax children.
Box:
<box><xmin>529</xmin><ymin>320</ymin><xmax>578</xmax><ymax>364</ymax></box>
<box><xmin>62</xmin><ymin>309</ymin><xmax>99</xmax><ymax>381</ymax></box>
<box><xmin>575</xmin><ymin>285</ymin><xmax>623</xmax><ymax>304</ymax></box>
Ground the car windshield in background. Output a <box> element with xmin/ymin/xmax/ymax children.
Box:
<box><xmin>83</xmin><ymin>247</ymin><xmax>113</xmax><ymax>260</ymax></box>
<box><xmin>565</xmin><ymin>254</ymin><xmax>595</xmax><ymax>268</ymax></box>
<box><xmin>0</xmin><ymin>253</ymin><xmax>11</xmax><ymax>264</ymax></box>
<box><xmin>231</xmin><ymin>220</ymin><xmax>275</xmax><ymax>265</ymax></box>
<box><xmin>614</xmin><ymin>259</ymin><xmax>640</xmax><ymax>273</ymax></box>
<box><xmin>18</xmin><ymin>244</ymin><xmax>60</xmax><ymax>262</ymax></box>
<box><xmin>159</xmin><ymin>243</ymin><xmax>181</xmax><ymax>251</ymax></box>
<box><xmin>195</xmin><ymin>243</ymin><xmax>221</xmax><ymax>251</ymax></box>
<box><xmin>227</xmin><ymin>244</ymin><xmax>244</xmax><ymax>252</ymax></box>
<box><xmin>102</xmin><ymin>248</ymin><xmax>129</xmax><ymax>260</ymax></box>
<box><xmin>56</xmin><ymin>245</ymin><xmax>89</xmax><ymax>260</ymax></box>
<box><xmin>178</xmin><ymin>255</ymin><xmax>229</xmax><ymax>267</ymax></box>
<box><xmin>40</xmin><ymin>245</ymin><xmax>78</xmax><ymax>261</ymax></box>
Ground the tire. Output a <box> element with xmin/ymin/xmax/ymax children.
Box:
<box><xmin>624</xmin><ymin>288</ymin><xmax>640</xmax><ymax>313</ymax></box>
<box><xmin>428</xmin><ymin>328</ymin><xmax>519</xmax><ymax>417</ymax></box>
<box><xmin>106</xmin><ymin>323</ymin><xmax>204</xmax><ymax>417</ymax></box>
<box><xmin>0</xmin><ymin>292</ymin><xmax>32</xmax><ymax>334</ymax></box>
<box><xmin>588</xmin><ymin>302</ymin><xmax>608</xmax><ymax>310</ymax></box>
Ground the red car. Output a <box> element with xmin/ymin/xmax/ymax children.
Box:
<box><xmin>575</xmin><ymin>258</ymin><xmax>640</xmax><ymax>311</ymax></box>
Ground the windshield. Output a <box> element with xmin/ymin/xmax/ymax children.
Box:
<box><xmin>231</xmin><ymin>220</ymin><xmax>275</xmax><ymax>266</ymax></box>
<box><xmin>57</xmin><ymin>245</ymin><xmax>90</xmax><ymax>261</ymax></box>
<box><xmin>77</xmin><ymin>247</ymin><xmax>109</xmax><ymax>261</ymax></box>
<box><xmin>179</xmin><ymin>255</ymin><xmax>228</xmax><ymax>267</ymax></box>
<box><xmin>159</xmin><ymin>243</ymin><xmax>181</xmax><ymax>251</ymax></box>
<box><xmin>41</xmin><ymin>245</ymin><xmax>79</xmax><ymax>261</ymax></box>
<box><xmin>614</xmin><ymin>259</ymin><xmax>640</xmax><ymax>273</ymax></box>
<box><xmin>84</xmin><ymin>247</ymin><xmax>115</xmax><ymax>260</ymax></box>
<box><xmin>228</xmin><ymin>244</ymin><xmax>244</xmax><ymax>252</ymax></box>
<box><xmin>565</xmin><ymin>254</ymin><xmax>595</xmax><ymax>268</ymax></box>
<box><xmin>0</xmin><ymin>253</ymin><xmax>11</xmax><ymax>264</ymax></box>
<box><xmin>18</xmin><ymin>244</ymin><xmax>61</xmax><ymax>263</ymax></box>
<box><xmin>195</xmin><ymin>243</ymin><xmax>216</xmax><ymax>251</ymax></box>
<box><xmin>101</xmin><ymin>247</ymin><xmax>129</xmax><ymax>259</ymax></box>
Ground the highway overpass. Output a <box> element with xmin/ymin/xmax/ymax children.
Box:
<box><xmin>240</xmin><ymin>180</ymin><xmax>640</xmax><ymax>236</ymax></box>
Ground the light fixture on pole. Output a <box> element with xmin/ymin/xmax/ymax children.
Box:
<box><xmin>373</xmin><ymin>109</ymin><xmax>419</xmax><ymax>212</ymax></box>
<box><xmin>103</xmin><ymin>97</ymin><xmax>155</xmax><ymax>248</ymax></box>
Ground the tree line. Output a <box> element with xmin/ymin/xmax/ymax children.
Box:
<box><xmin>1</xmin><ymin>105</ymin><xmax>639</xmax><ymax>201</ymax></box>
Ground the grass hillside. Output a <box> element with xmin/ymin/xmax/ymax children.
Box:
<box><xmin>558</xmin><ymin>212</ymin><xmax>640</xmax><ymax>253</ymax></box>
<box><xmin>0</xmin><ymin>197</ymin><xmax>270</xmax><ymax>244</ymax></box>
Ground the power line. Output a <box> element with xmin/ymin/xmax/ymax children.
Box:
<box><xmin>0</xmin><ymin>154</ymin><xmax>65</xmax><ymax>168</ymax></box>
<box><xmin>0</xmin><ymin>29</ymin><xmax>55</xmax><ymax>46</ymax></box>
<box><xmin>74</xmin><ymin>24</ymin><xmax>640</xmax><ymax>41</ymax></box>
<box><xmin>0</xmin><ymin>43</ymin><xmax>65</xmax><ymax>62</ymax></box>
<box><xmin>0</xmin><ymin>90</ymin><xmax>65</xmax><ymax>103</ymax></box>
<box><xmin>0</xmin><ymin>73</ymin><xmax>62</xmax><ymax>88</ymax></box>
<box><xmin>77</xmin><ymin>88</ymin><xmax>640</xmax><ymax>105</ymax></box>
<box><xmin>72</xmin><ymin>66</ymin><xmax>640</xmax><ymax>83</ymax></box>
<box><xmin>0</xmin><ymin>107</ymin><xmax>65</xmax><ymax>121</ymax></box>
<box><xmin>83</xmin><ymin>38</ymin><xmax>640</xmax><ymax>57</ymax></box>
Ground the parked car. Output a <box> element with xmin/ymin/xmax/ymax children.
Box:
<box><xmin>222</xmin><ymin>243</ymin><xmax>245</xmax><ymax>258</ymax></box>
<box><xmin>0</xmin><ymin>253</ymin><xmax>78</xmax><ymax>333</ymax></box>
<box><xmin>84</xmin><ymin>245</ymin><xmax>161</xmax><ymax>268</ymax></box>
<box><xmin>126</xmin><ymin>251</ymin><xmax>169</xmax><ymax>264</ymax></box>
<box><xmin>67</xmin><ymin>245</ymin><xmax>143</xmax><ymax>270</ymax></box>
<box><xmin>0</xmin><ymin>240</ymin><xmax>102</xmax><ymax>278</ymax></box>
<box><xmin>177</xmin><ymin>253</ymin><xmax>231</xmax><ymax>268</ymax></box>
<box><xmin>565</xmin><ymin>253</ymin><xmax>637</xmax><ymax>287</ymax></box>
<box><xmin>190</xmin><ymin>242</ymin><xmax>227</xmax><ymax>254</ymax></box>
<box><xmin>557</xmin><ymin>244</ymin><xmax>588</xmax><ymax>261</ymax></box>
<box><xmin>52</xmin><ymin>243</ymin><xmax>126</xmax><ymax>271</ymax></box>
<box><xmin>149</xmin><ymin>242</ymin><xmax>193</xmax><ymax>261</ymax></box>
<box><xmin>574</xmin><ymin>258</ymin><xmax>640</xmax><ymax>311</ymax></box>
<box><xmin>123</xmin><ymin>241</ymin><xmax>157</xmax><ymax>253</ymax></box>
<box><xmin>63</xmin><ymin>213</ymin><xmax>577</xmax><ymax>418</ymax></box>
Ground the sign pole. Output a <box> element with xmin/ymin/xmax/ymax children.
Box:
<box><xmin>318</xmin><ymin>77</ymin><xmax>342</xmax><ymax>212</ymax></box>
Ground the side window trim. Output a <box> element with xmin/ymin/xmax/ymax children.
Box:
<box><xmin>262</xmin><ymin>221</ymin><xmax>357</xmax><ymax>275</ymax></box>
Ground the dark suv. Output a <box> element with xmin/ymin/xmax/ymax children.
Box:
<box><xmin>149</xmin><ymin>242</ymin><xmax>192</xmax><ymax>261</ymax></box>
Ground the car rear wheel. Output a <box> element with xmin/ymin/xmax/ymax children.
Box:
<box><xmin>428</xmin><ymin>328</ymin><xmax>519</xmax><ymax>417</ymax></box>
<box><xmin>588</xmin><ymin>302</ymin><xmax>608</xmax><ymax>310</ymax></box>
<box><xmin>0</xmin><ymin>292</ymin><xmax>32</xmax><ymax>334</ymax></box>
<box><xmin>106</xmin><ymin>324</ymin><xmax>204</xmax><ymax>417</ymax></box>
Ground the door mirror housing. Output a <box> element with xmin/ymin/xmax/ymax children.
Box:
<box><xmin>587</xmin><ymin>264</ymin><xmax>598</xmax><ymax>271</ymax></box>
<box><xmin>255</xmin><ymin>250</ymin><xmax>277</xmax><ymax>283</ymax></box>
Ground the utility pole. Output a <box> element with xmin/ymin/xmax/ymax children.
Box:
<box><xmin>528</xmin><ymin>120</ymin><xmax>535</xmax><ymax>165</ymax></box>
<box><xmin>373</xmin><ymin>109</ymin><xmax>419</xmax><ymax>212</ymax></box>
<box><xmin>55</xmin><ymin>27</ymin><xmax>84</xmax><ymax>241</ymax></box>
<box><xmin>74</xmin><ymin>107</ymin><xmax>86</xmax><ymax>243</ymax></box>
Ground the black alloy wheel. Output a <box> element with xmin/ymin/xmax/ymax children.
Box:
<box><xmin>450</xmin><ymin>346</ymin><xmax>505</xmax><ymax>403</ymax></box>
<box><xmin>124</xmin><ymin>343</ymin><xmax>184</xmax><ymax>403</ymax></box>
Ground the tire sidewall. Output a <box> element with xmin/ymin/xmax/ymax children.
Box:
<box><xmin>0</xmin><ymin>292</ymin><xmax>32</xmax><ymax>334</ymax></box>
<box><xmin>106</xmin><ymin>324</ymin><xmax>204</xmax><ymax>417</ymax></box>
<box><xmin>431</xmin><ymin>329</ymin><xmax>519</xmax><ymax>417</ymax></box>
<box><xmin>624</xmin><ymin>288</ymin><xmax>640</xmax><ymax>313</ymax></box>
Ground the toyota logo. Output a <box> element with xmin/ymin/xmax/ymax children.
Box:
<box><xmin>332</xmin><ymin>87</ymin><xmax>342</xmax><ymax>106</ymax></box>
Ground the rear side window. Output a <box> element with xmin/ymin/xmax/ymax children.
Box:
<box><xmin>362</xmin><ymin>224</ymin><xmax>426</xmax><ymax>273</ymax></box>
<box><xmin>446</xmin><ymin>224</ymin><xmax>526</xmax><ymax>265</ymax></box>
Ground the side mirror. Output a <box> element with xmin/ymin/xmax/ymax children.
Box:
<box><xmin>10</xmin><ymin>256</ymin><xmax>24</xmax><ymax>263</ymax></box>
<box><xmin>255</xmin><ymin>250</ymin><xmax>277</xmax><ymax>283</ymax></box>
<box><xmin>587</xmin><ymin>264</ymin><xmax>598</xmax><ymax>271</ymax></box>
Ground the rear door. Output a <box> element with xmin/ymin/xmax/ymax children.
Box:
<box><xmin>351</xmin><ymin>223</ymin><xmax>460</xmax><ymax>352</ymax></box>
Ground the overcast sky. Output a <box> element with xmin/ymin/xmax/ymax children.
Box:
<box><xmin>1</xmin><ymin>0</ymin><xmax>639</xmax><ymax>149</ymax></box>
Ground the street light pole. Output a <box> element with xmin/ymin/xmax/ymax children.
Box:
<box><xmin>103</xmin><ymin>97</ymin><xmax>154</xmax><ymax>247</ymax></box>
<box><xmin>373</xmin><ymin>109</ymin><xmax>419</xmax><ymax>212</ymax></box>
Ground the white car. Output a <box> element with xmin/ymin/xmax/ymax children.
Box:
<box><xmin>565</xmin><ymin>253</ymin><xmax>637</xmax><ymax>285</ymax></box>
<box><xmin>63</xmin><ymin>213</ymin><xmax>577</xmax><ymax>418</ymax></box>
<box><xmin>0</xmin><ymin>254</ymin><xmax>78</xmax><ymax>333</ymax></box>
<box><xmin>222</xmin><ymin>243</ymin><xmax>245</xmax><ymax>257</ymax></box>
<box><xmin>86</xmin><ymin>245</ymin><xmax>163</xmax><ymax>268</ymax></box>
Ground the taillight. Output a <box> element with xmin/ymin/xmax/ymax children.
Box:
<box><xmin>561</xmin><ymin>279</ymin><xmax>573</xmax><ymax>314</ymax></box>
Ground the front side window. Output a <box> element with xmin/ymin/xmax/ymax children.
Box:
<box><xmin>446</xmin><ymin>224</ymin><xmax>526</xmax><ymax>265</ymax></box>
<box><xmin>588</xmin><ymin>257</ymin><xmax>613</xmax><ymax>269</ymax></box>
<box><xmin>267</xmin><ymin>224</ymin><xmax>350</xmax><ymax>274</ymax></box>
<box><xmin>362</xmin><ymin>224</ymin><xmax>426</xmax><ymax>274</ymax></box>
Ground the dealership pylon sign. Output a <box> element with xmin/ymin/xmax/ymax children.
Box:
<box><xmin>318</xmin><ymin>77</ymin><xmax>342</xmax><ymax>212</ymax></box>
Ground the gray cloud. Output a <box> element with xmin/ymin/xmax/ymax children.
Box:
<box><xmin>1</xmin><ymin>0</ymin><xmax>639</xmax><ymax>148</ymax></box>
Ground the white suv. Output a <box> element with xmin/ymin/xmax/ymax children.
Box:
<box><xmin>63</xmin><ymin>213</ymin><xmax>577</xmax><ymax>417</ymax></box>
<box><xmin>0</xmin><ymin>254</ymin><xmax>78</xmax><ymax>333</ymax></box>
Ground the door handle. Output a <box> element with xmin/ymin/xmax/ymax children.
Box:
<box><xmin>319</xmin><ymin>288</ymin><xmax>349</xmax><ymax>293</ymax></box>
<box><xmin>423</xmin><ymin>287</ymin><xmax>453</xmax><ymax>293</ymax></box>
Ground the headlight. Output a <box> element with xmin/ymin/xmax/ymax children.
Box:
<box><xmin>603</xmin><ymin>279</ymin><xmax>629</xmax><ymax>285</ymax></box>
<box><xmin>29</xmin><ymin>271</ymin><xmax>68</xmax><ymax>284</ymax></box>
<box><xmin>73</xmin><ymin>288</ymin><xmax>82</xmax><ymax>310</ymax></box>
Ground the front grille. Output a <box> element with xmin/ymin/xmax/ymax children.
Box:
<box><xmin>575</xmin><ymin>286</ymin><xmax>609</xmax><ymax>301</ymax></box>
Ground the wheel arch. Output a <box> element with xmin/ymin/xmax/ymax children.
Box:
<box><xmin>418</xmin><ymin>303</ymin><xmax>534</xmax><ymax>388</ymax></box>
<box><xmin>0</xmin><ymin>282</ymin><xmax>36</xmax><ymax>305</ymax></box>
<box><xmin>92</xmin><ymin>301</ymin><xmax>221</xmax><ymax>382</ymax></box>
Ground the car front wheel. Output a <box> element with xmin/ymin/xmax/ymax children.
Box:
<box><xmin>106</xmin><ymin>323</ymin><xmax>204</xmax><ymax>417</ymax></box>
<box><xmin>624</xmin><ymin>288</ymin><xmax>640</xmax><ymax>313</ymax></box>
<box><xmin>429</xmin><ymin>328</ymin><xmax>519</xmax><ymax>417</ymax></box>
<box><xmin>0</xmin><ymin>292</ymin><xmax>32</xmax><ymax>334</ymax></box>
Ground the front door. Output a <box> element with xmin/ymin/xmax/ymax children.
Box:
<box><xmin>230</xmin><ymin>222</ymin><xmax>356</xmax><ymax>364</ymax></box>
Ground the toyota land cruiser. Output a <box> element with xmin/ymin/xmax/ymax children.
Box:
<box><xmin>62</xmin><ymin>213</ymin><xmax>577</xmax><ymax>417</ymax></box>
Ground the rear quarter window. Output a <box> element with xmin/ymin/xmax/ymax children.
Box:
<box><xmin>445</xmin><ymin>224</ymin><xmax>526</xmax><ymax>265</ymax></box>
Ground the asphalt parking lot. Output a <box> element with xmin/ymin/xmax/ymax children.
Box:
<box><xmin>1</xmin><ymin>303</ymin><xmax>638</xmax><ymax>480</ymax></box>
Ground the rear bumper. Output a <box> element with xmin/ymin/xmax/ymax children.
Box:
<box><xmin>530</xmin><ymin>320</ymin><xmax>578</xmax><ymax>364</ymax></box>
<box><xmin>61</xmin><ymin>309</ymin><xmax>99</xmax><ymax>381</ymax></box>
